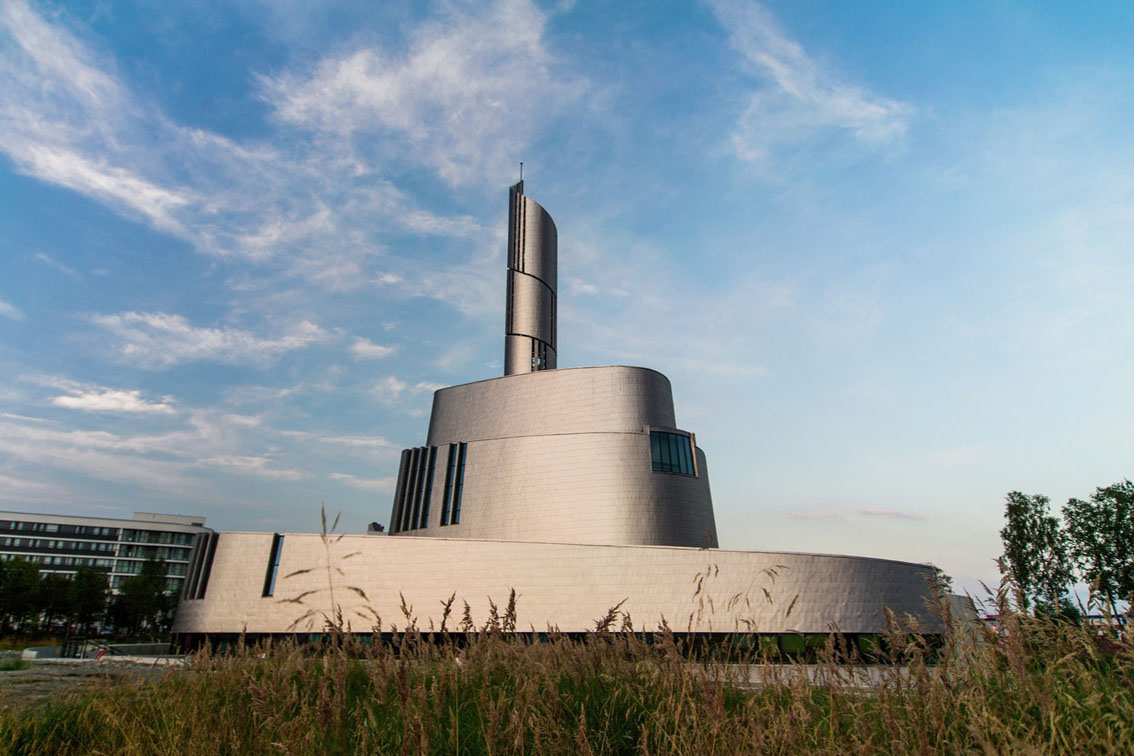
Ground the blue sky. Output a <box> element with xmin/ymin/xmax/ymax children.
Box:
<box><xmin>1</xmin><ymin>0</ymin><xmax>1132</xmax><ymax>598</ymax></box>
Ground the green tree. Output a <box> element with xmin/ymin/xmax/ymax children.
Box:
<box><xmin>0</xmin><ymin>558</ymin><xmax>41</xmax><ymax>633</ymax></box>
<box><xmin>111</xmin><ymin>558</ymin><xmax>174</xmax><ymax>638</ymax></box>
<box><xmin>70</xmin><ymin>566</ymin><xmax>110</xmax><ymax>634</ymax></box>
<box><xmin>1063</xmin><ymin>480</ymin><xmax>1134</xmax><ymax>615</ymax></box>
<box><xmin>38</xmin><ymin>572</ymin><xmax>73</xmax><ymax>632</ymax></box>
<box><xmin>929</xmin><ymin>565</ymin><xmax>954</xmax><ymax>595</ymax></box>
<box><xmin>1000</xmin><ymin>491</ymin><xmax>1074</xmax><ymax>612</ymax></box>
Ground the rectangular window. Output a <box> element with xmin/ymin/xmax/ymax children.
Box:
<box><xmin>420</xmin><ymin>446</ymin><xmax>437</xmax><ymax>528</ymax></box>
<box><xmin>262</xmin><ymin>533</ymin><xmax>284</xmax><ymax>597</ymax></box>
<box><xmin>440</xmin><ymin>444</ymin><xmax>457</xmax><ymax>526</ymax></box>
<box><xmin>195</xmin><ymin>532</ymin><xmax>219</xmax><ymax>599</ymax></box>
<box><xmin>401</xmin><ymin>448</ymin><xmax>419</xmax><ymax>532</ymax></box>
<box><xmin>451</xmin><ymin>442</ymin><xmax>467</xmax><ymax>524</ymax></box>
<box><xmin>650</xmin><ymin>430</ymin><xmax>696</xmax><ymax>476</ymax></box>
<box><xmin>389</xmin><ymin>449</ymin><xmax>412</xmax><ymax>534</ymax></box>
<box><xmin>411</xmin><ymin>446</ymin><xmax>428</xmax><ymax>529</ymax></box>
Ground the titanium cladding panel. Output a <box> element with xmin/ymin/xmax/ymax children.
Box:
<box><xmin>505</xmin><ymin>180</ymin><xmax>557</xmax><ymax>375</ymax></box>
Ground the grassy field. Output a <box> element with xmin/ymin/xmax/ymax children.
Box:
<box><xmin>0</xmin><ymin>604</ymin><xmax>1129</xmax><ymax>755</ymax></box>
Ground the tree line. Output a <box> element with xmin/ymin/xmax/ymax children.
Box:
<box><xmin>1000</xmin><ymin>479</ymin><xmax>1133</xmax><ymax>616</ymax></box>
<box><xmin>0</xmin><ymin>556</ymin><xmax>178</xmax><ymax>638</ymax></box>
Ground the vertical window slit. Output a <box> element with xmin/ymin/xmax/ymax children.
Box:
<box><xmin>452</xmin><ymin>442</ymin><xmax>467</xmax><ymax>524</ymax></box>
<box><xmin>262</xmin><ymin>534</ymin><xmax>284</xmax><ymax>597</ymax></box>
<box><xmin>420</xmin><ymin>446</ymin><xmax>437</xmax><ymax>528</ymax></box>
<box><xmin>440</xmin><ymin>444</ymin><xmax>456</xmax><ymax>526</ymax></box>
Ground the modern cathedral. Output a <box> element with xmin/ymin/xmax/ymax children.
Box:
<box><xmin>173</xmin><ymin>183</ymin><xmax>941</xmax><ymax>646</ymax></box>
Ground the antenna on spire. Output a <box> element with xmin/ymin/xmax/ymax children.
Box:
<box><xmin>519</xmin><ymin>162</ymin><xmax>523</xmax><ymax>181</ymax></box>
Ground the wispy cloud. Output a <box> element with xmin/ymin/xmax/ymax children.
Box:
<box><xmin>51</xmin><ymin>387</ymin><xmax>176</xmax><ymax>415</ymax></box>
<box><xmin>857</xmin><ymin>508</ymin><xmax>925</xmax><ymax>522</ymax></box>
<box><xmin>706</xmin><ymin>0</ymin><xmax>912</xmax><ymax>165</ymax></box>
<box><xmin>21</xmin><ymin>144</ymin><xmax>192</xmax><ymax>233</ymax></box>
<box><xmin>787</xmin><ymin>508</ymin><xmax>925</xmax><ymax>522</ymax></box>
<box><xmin>34</xmin><ymin>252</ymin><xmax>80</xmax><ymax>278</ymax></box>
<box><xmin>372</xmin><ymin>376</ymin><xmax>442</xmax><ymax>400</ymax></box>
<box><xmin>196</xmin><ymin>455</ymin><xmax>306</xmax><ymax>481</ymax></box>
<box><xmin>278</xmin><ymin>429</ymin><xmax>400</xmax><ymax>457</ymax></box>
<box><xmin>90</xmin><ymin>311</ymin><xmax>327</xmax><ymax>368</ymax></box>
<box><xmin>350</xmin><ymin>337</ymin><xmax>395</xmax><ymax>360</ymax></box>
<box><xmin>0</xmin><ymin>0</ymin><xmax>490</xmax><ymax>293</ymax></box>
<box><xmin>0</xmin><ymin>414</ymin><xmax>199</xmax><ymax>491</ymax></box>
<box><xmin>329</xmin><ymin>472</ymin><xmax>395</xmax><ymax>493</ymax></box>
<box><xmin>0</xmin><ymin>298</ymin><xmax>22</xmax><ymax>320</ymax></box>
<box><xmin>786</xmin><ymin>511</ymin><xmax>846</xmax><ymax>521</ymax></box>
<box><xmin>260</xmin><ymin>0</ymin><xmax>586</xmax><ymax>187</ymax></box>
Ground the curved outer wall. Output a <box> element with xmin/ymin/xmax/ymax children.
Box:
<box><xmin>504</xmin><ymin>181</ymin><xmax>557</xmax><ymax>375</ymax></box>
<box><xmin>391</xmin><ymin>366</ymin><xmax>716</xmax><ymax>548</ymax></box>
<box><xmin>174</xmin><ymin>532</ymin><xmax>943</xmax><ymax>636</ymax></box>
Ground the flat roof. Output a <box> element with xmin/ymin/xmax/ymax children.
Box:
<box><xmin>0</xmin><ymin>510</ymin><xmax>209</xmax><ymax>531</ymax></box>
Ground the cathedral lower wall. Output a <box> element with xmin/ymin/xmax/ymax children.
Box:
<box><xmin>173</xmin><ymin>533</ymin><xmax>942</xmax><ymax>636</ymax></box>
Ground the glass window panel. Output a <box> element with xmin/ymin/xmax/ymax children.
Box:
<box><xmin>649</xmin><ymin>430</ymin><xmax>696</xmax><ymax>477</ymax></box>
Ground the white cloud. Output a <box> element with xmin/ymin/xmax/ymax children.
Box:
<box><xmin>0</xmin><ymin>414</ymin><xmax>199</xmax><ymax>491</ymax></box>
<box><xmin>260</xmin><ymin>0</ymin><xmax>586</xmax><ymax>187</ymax></box>
<box><xmin>350</xmin><ymin>337</ymin><xmax>395</xmax><ymax>360</ymax></box>
<box><xmin>372</xmin><ymin>377</ymin><xmax>443</xmax><ymax>398</ymax></box>
<box><xmin>373</xmin><ymin>376</ymin><xmax>408</xmax><ymax>398</ymax></box>
<box><xmin>329</xmin><ymin>472</ymin><xmax>395</xmax><ymax>493</ymax></box>
<box><xmin>19</xmin><ymin>144</ymin><xmax>191</xmax><ymax>234</ymax></box>
<box><xmin>0</xmin><ymin>298</ymin><xmax>22</xmax><ymax>320</ymax></box>
<box><xmin>51</xmin><ymin>388</ymin><xmax>176</xmax><ymax>415</ymax></box>
<box><xmin>706</xmin><ymin>0</ymin><xmax>912</xmax><ymax>164</ymax></box>
<box><xmin>90</xmin><ymin>311</ymin><xmax>327</xmax><ymax>368</ymax></box>
<box><xmin>0</xmin><ymin>0</ymin><xmax>486</xmax><ymax>294</ymax></box>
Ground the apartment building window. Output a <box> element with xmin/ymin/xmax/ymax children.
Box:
<box><xmin>650</xmin><ymin>430</ymin><xmax>696</xmax><ymax>476</ymax></box>
<box><xmin>262</xmin><ymin>534</ymin><xmax>284</xmax><ymax>597</ymax></box>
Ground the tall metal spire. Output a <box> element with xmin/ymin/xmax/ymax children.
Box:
<box><xmin>504</xmin><ymin>180</ymin><xmax>557</xmax><ymax>375</ymax></box>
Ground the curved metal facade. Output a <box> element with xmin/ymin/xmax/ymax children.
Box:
<box><xmin>388</xmin><ymin>366</ymin><xmax>717</xmax><ymax>547</ymax></box>
<box><xmin>174</xmin><ymin>533</ymin><xmax>943</xmax><ymax>636</ymax></box>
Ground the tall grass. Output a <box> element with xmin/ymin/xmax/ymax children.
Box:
<box><xmin>0</xmin><ymin>599</ymin><xmax>1130</xmax><ymax>754</ymax></box>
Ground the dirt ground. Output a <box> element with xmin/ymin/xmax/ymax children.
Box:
<box><xmin>0</xmin><ymin>652</ymin><xmax>180</xmax><ymax>712</ymax></box>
